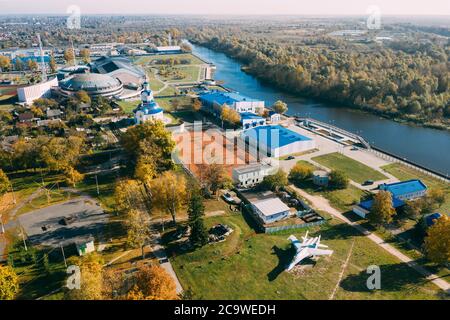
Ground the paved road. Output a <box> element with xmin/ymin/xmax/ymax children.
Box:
<box><xmin>150</xmin><ymin>227</ymin><xmax>183</xmax><ymax>294</ymax></box>
<box><xmin>290</xmin><ymin>185</ymin><xmax>450</xmax><ymax>293</ymax></box>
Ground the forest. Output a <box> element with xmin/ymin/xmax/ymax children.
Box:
<box><xmin>188</xmin><ymin>27</ymin><xmax>450</xmax><ymax>129</ymax></box>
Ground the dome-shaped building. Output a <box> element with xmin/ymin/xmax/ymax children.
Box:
<box><xmin>134</xmin><ymin>82</ymin><xmax>164</xmax><ymax>124</ymax></box>
<box><xmin>59</xmin><ymin>73</ymin><xmax>124</xmax><ymax>98</ymax></box>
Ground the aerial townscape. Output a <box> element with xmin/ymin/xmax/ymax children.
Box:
<box><xmin>0</xmin><ymin>1</ymin><xmax>449</xmax><ymax>306</ymax></box>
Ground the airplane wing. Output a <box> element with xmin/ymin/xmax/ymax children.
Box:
<box><xmin>308</xmin><ymin>248</ymin><xmax>334</xmax><ymax>256</ymax></box>
<box><xmin>286</xmin><ymin>248</ymin><xmax>311</xmax><ymax>271</ymax></box>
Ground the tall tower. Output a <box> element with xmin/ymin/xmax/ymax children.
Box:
<box><xmin>37</xmin><ymin>34</ymin><xmax>47</xmax><ymax>81</ymax></box>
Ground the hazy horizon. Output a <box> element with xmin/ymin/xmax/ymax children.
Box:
<box><xmin>0</xmin><ymin>0</ymin><xmax>449</xmax><ymax>16</ymax></box>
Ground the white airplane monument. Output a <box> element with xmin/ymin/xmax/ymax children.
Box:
<box><xmin>286</xmin><ymin>231</ymin><xmax>334</xmax><ymax>271</ymax></box>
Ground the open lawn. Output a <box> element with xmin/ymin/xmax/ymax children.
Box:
<box><xmin>133</xmin><ymin>53</ymin><xmax>205</xmax><ymax>66</ymax></box>
<box><xmin>312</xmin><ymin>152</ymin><xmax>387</xmax><ymax>184</ymax></box>
<box><xmin>165</xmin><ymin>213</ymin><xmax>444</xmax><ymax>299</ymax></box>
<box><xmin>381</xmin><ymin>163</ymin><xmax>450</xmax><ymax>212</ymax></box>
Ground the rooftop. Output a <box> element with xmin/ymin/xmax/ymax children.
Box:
<box><xmin>240</xmin><ymin>112</ymin><xmax>264</xmax><ymax>120</ymax></box>
<box><xmin>379</xmin><ymin>179</ymin><xmax>427</xmax><ymax>197</ymax></box>
<box><xmin>252</xmin><ymin>197</ymin><xmax>290</xmax><ymax>217</ymax></box>
<box><xmin>60</xmin><ymin>73</ymin><xmax>122</xmax><ymax>92</ymax></box>
<box><xmin>358</xmin><ymin>197</ymin><xmax>405</xmax><ymax>211</ymax></box>
<box><xmin>242</xmin><ymin>125</ymin><xmax>312</xmax><ymax>149</ymax></box>
<box><xmin>199</xmin><ymin>91</ymin><xmax>263</xmax><ymax>106</ymax></box>
<box><xmin>233</xmin><ymin>163</ymin><xmax>273</xmax><ymax>175</ymax></box>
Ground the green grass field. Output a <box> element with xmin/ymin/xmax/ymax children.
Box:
<box><xmin>381</xmin><ymin>163</ymin><xmax>450</xmax><ymax>212</ymax></box>
<box><xmin>133</xmin><ymin>53</ymin><xmax>205</xmax><ymax>66</ymax></box>
<box><xmin>312</xmin><ymin>153</ymin><xmax>387</xmax><ymax>184</ymax></box>
<box><xmin>165</xmin><ymin>213</ymin><xmax>443</xmax><ymax>300</ymax></box>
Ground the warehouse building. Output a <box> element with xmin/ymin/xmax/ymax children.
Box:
<box><xmin>241</xmin><ymin>125</ymin><xmax>316</xmax><ymax>158</ymax></box>
<box><xmin>232</xmin><ymin>163</ymin><xmax>275</xmax><ymax>189</ymax></box>
<box><xmin>199</xmin><ymin>91</ymin><xmax>264</xmax><ymax>115</ymax></box>
<box><xmin>352</xmin><ymin>179</ymin><xmax>428</xmax><ymax>218</ymax></box>
<box><xmin>17</xmin><ymin>77</ymin><xmax>59</xmax><ymax>104</ymax></box>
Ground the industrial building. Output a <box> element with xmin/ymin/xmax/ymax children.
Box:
<box><xmin>240</xmin><ymin>112</ymin><xmax>266</xmax><ymax>130</ymax></box>
<box><xmin>232</xmin><ymin>163</ymin><xmax>275</xmax><ymax>189</ymax></box>
<box><xmin>59</xmin><ymin>73</ymin><xmax>124</xmax><ymax>98</ymax></box>
<box><xmin>133</xmin><ymin>82</ymin><xmax>164</xmax><ymax>124</ymax></box>
<box><xmin>199</xmin><ymin>91</ymin><xmax>264</xmax><ymax>115</ymax></box>
<box><xmin>352</xmin><ymin>179</ymin><xmax>428</xmax><ymax>218</ymax></box>
<box><xmin>251</xmin><ymin>197</ymin><xmax>291</xmax><ymax>224</ymax></box>
<box><xmin>89</xmin><ymin>56</ymin><xmax>146</xmax><ymax>88</ymax></box>
<box><xmin>241</xmin><ymin>125</ymin><xmax>316</xmax><ymax>158</ymax></box>
<box><xmin>379</xmin><ymin>180</ymin><xmax>428</xmax><ymax>201</ymax></box>
<box><xmin>17</xmin><ymin>77</ymin><xmax>59</xmax><ymax>104</ymax></box>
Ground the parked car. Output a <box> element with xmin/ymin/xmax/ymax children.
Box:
<box><xmin>362</xmin><ymin>180</ymin><xmax>374</xmax><ymax>186</ymax></box>
<box><xmin>351</xmin><ymin>146</ymin><xmax>359</xmax><ymax>151</ymax></box>
<box><xmin>286</xmin><ymin>156</ymin><xmax>295</xmax><ymax>160</ymax></box>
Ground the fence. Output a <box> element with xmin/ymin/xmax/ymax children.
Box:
<box><xmin>369</xmin><ymin>147</ymin><xmax>450</xmax><ymax>183</ymax></box>
<box><xmin>265</xmin><ymin>219</ymin><xmax>327</xmax><ymax>234</ymax></box>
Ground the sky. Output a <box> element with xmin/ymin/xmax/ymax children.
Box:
<box><xmin>0</xmin><ymin>0</ymin><xmax>449</xmax><ymax>16</ymax></box>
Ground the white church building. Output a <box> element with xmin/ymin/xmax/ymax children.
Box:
<box><xmin>134</xmin><ymin>82</ymin><xmax>165</xmax><ymax>124</ymax></box>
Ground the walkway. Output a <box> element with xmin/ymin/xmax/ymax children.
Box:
<box><xmin>150</xmin><ymin>228</ymin><xmax>183</xmax><ymax>294</ymax></box>
<box><xmin>290</xmin><ymin>185</ymin><xmax>450</xmax><ymax>293</ymax></box>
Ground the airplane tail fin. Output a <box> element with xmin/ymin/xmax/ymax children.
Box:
<box><xmin>302</xmin><ymin>231</ymin><xmax>309</xmax><ymax>241</ymax></box>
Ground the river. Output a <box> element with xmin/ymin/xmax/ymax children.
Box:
<box><xmin>192</xmin><ymin>44</ymin><xmax>450</xmax><ymax>176</ymax></box>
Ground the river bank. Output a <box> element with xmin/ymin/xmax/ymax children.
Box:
<box><xmin>190</xmin><ymin>43</ymin><xmax>450</xmax><ymax>175</ymax></box>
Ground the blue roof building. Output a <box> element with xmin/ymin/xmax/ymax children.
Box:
<box><xmin>353</xmin><ymin>179</ymin><xmax>428</xmax><ymax>219</ymax></box>
<box><xmin>240</xmin><ymin>112</ymin><xmax>266</xmax><ymax>130</ymax></box>
<box><xmin>379</xmin><ymin>180</ymin><xmax>427</xmax><ymax>201</ymax></box>
<box><xmin>199</xmin><ymin>91</ymin><xmax>264</xmax><ymax>115</ymax></box>
<box><xmin>241</xmin><ymin>125</ymin><xmax>316</xmax><ymax>158</ymax></box>
<box><xmin>423</xmin><ymin>213</ymin><xmax>444</xmax><ymax>227</ymax></box>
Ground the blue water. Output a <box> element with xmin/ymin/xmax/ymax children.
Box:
<box><xmin>192</xmin><ymin>44</ymin><xmax>450</xmax><ymax>175</ymax></box>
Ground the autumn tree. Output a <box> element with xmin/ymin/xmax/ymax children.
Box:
<box><xmin>80</xmin><ymin>48</ymin><xmax>91</xmax><ymax>64</ymax></box>
<box><xmin>114</xmin><ymin>179</ymin><xmax>148</xmax><ymax>214</ymax></box>
<box><xmin>64</xmin><ymin>48</ymin><xmax>75</xmax><ymax>65</ymax></box>
<box><xmin>0</xmin><ymin>56</ymin><xmax>12</xmax><ymax>71</ymax></box>
<box><xmin>273</xmin><ymin>100</ymin><xmax>288</xmax><ymax>114</ymax></box>
<box><xmin>40</xmin><ymin>136</ymin><xmax>84</xmax><ymax>171</ymax></box>
<box><xmin>149</xmin><ymin>171</ymin><xmax>187</xmax><ymax>224</ymax></box>
<box><xmin>126</xmin><ymin>209</ymin><xmax>152</xmax><ymax>259</ymax></box>
<box><xmin>221</xmin><ymin>105</ymin><xmax>240</xmax><ymax>127</ymax></box>
<box><xmin>262</xmin><ymin>170</ymin><xmax>288</xmax><ymax>191</ymax></box>
<box><xmin>65</xmin><ymin>166</ymin><xmax>84</xmax><ymax>188</ymax></box>
<box><xmin>75</xmin><ymin>90</ymin><xmax>91</xmax><ymax>105</ymax></box>
<box><xmin>135</xmin><ymin>155</ymin><xmax>157</xmax><ymax>183</ymax></box>
<box><xmin>329</xmin><ymin>170</ymin><xmax>349</xmax><ymax>190</ymax></box>
<box><xmin>14</xmin><ymin>57</ymin><xmax>23</xmax><ymax>71</ymax></box>
<box><xmin>369</xmin><ymin>191</ymin><xmax>396</xmax><ymax>225</ymax></box>
<box><xmin>49</xmin><ymin>56</ymin><xmax>57</xmax><ymax>73</ymax></box>
<box><xmin>65</xmin><ymin>253</ymin><xmax>104</xmax><ymax>300</ymax></box>
<box><xmin>424</xmin><ymin>215</ymin><xmax>450</xmax><ymax>264</ymax></box>
<box><xmin>188</xmin><ymin>191</ymin><xmax>209</xmax><ymax>248</ymax></box>
<box><xmin>0</xmin><ymin>265</ymin><xmax>19</xmax><ymax>300</ymax></box>
<box><xmin>201</xmin><ymin>163</ymin><xmax>231</xmax><ymax>196</ymax></box>
<box><xmin>27</xmin><ymin>59</ymin><xmax>38</xmax><ymax>71</ymax></box>
<box><xmin>127</xmin><ymin>265</ymin><xmax>178</xmax><ymax>300</ymax></box>
<box><xmin>289</xmin><ymin>163</ymin><xmax>313</xmax><ymax>184</ymax></box>
<box><xmin>121</xmin><ymin>121</ymin><xmax>175</xmax><ymax>172</ymax></box>
<box><xmin>0</xmin><ymin>169</ymin><xmax>10</xmax><ymax>196</ymax></box>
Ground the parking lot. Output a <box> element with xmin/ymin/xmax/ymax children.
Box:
<box><xmin>18</xmin><ymin>196</ymin><xmax>108</xmax><ymax>247</ymax></box>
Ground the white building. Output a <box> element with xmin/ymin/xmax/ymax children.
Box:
<box><xmin>312</xmin><ymin>170</ymin><xmax>329</xmax><ymax>187</ymax></box>
<box><xmin>17</xmin><ymin>77</ymin><xmax>58</xmax><ymax>105</ymax></box>
<box><xmin>134</xmin><ymin>82</ymin><xmax>164</xmax><ymax>124</ymax></box>
<box><xmin>251</xmin><ymin>197</ymin><xmax>290</xmax><ymax>224</ymax></box>
<box><xmin>242</xmin><ymin>125</ymin><xmax>316</xmax><ymax>158</ymax></box>
<box><xmin>232</xmin><ymin>163</ymin><xmax>275</xmax><ymax>189</ymax></box>
<box><xmin>199</xmin><ymin>91</ymin><xmax>265</xmax><ymax>116</ymax></box>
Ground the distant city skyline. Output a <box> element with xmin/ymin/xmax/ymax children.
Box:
<box><xmin>0</xmin><ymin>0</ymin><xmax>449</xmax><ymax>16</ymax></box>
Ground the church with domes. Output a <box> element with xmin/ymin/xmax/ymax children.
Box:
<box><xmin>134</xmin><ymin>82</ymin><xmax>164</xmax><ymax>124</ymax></box>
